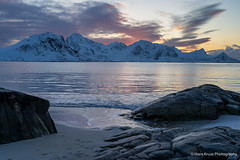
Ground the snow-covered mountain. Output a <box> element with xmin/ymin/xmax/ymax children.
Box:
<box><xmin>180</xmin><ymin>48</ymin><xmax>209</xmax><ymax>61</ymax></box>
<box><xmin>0</xmin><ymin>32</ymin><xmax>75</xmax><ymax>61</ymax></box>
<box><xmin>211</xmin><ymin>52</ymin><xmax>240</xmax><ymax>63</ymax></box>
<box><xmin>208</xmin><ymin>45</ymin><xmax>240</xmax><ymax>61</ymax></box>
<box><xmin>179</xmin><ymin>48</ymin><xmax>239</xmax><ymax>63</ymax></box>
<box><xmin>66</xmin><ymin>33</ymin><xmax>109</xmax><ymax>61</ymax></box>
<box><xmin>0</xmin><ymin>32</ymin><xmax>239</xmax><ymax>63</ymax></box>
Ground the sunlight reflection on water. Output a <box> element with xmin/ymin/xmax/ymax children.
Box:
<box><xmin>0</xmin><ymin>62</ymin><xmax>239</xmax><ymax>109</ymax></box>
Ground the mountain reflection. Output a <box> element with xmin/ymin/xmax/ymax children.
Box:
<box><xmin>0</xmin><ymin>62</ymin><xmax>239</xmax><ymax>109</ymax></box>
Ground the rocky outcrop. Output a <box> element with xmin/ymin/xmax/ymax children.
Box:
<box><xmin>131</xmin><ymin>84</ymin><xmax>240</xmax><ymax>121</ymax></box>
<box><xmin>95</xmin><ymin>127</ymin><xmax>240</xmax><ymax>160</ymax></box>
<box><xmin>0</xmin><ymin>88</ymin><xmax>57</xmax><ymax>144</ymax></box>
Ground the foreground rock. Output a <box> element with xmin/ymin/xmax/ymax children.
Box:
<box><xmin>95</xmin><ymin>127</ymin><xmax>240</xmax><ymax>160</ymax></box>
<box><xmin>131</xmin><ymin>84</ymin><xmax>240</xmax><ymax>121</ymax></box>
<box><xmin>0</xmin><ymin>88</ymin><xmax>57</xmax><ymax>144</ymax></box>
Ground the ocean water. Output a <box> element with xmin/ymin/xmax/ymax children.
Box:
<box><xmin>0</xmin><ymin>62</ymin><xmax>240</xmax><ymax>110</ymax></box>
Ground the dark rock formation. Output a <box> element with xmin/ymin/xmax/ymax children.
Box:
<box><xmin>0</xmin><ymin>88</ymin><xmax>57</xmax><ymax>144</ymax></box>
<box><xmin>95</xmin><ymin>127</ymin><xmax>240</xmax><ymax>160</ymax></box>
<box><xmin>131</xmin><ymin>84</ymin><xmax>240</xmax><ymax>121</ymax></box>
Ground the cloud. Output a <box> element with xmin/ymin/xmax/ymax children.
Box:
<box><xmin>158</xmin><ymin>10</ymin><xmax>174</xmax><ymax>17</ymax></box>
<box><xmin>0</xmin><ymin>1</ymin><xmax>162</xmax><ymax>47</ymax></box>
<box><xmin>173</xmin><ymin>3</ymin><xmax>224</xmax><ymax>35</ymax></box>
<box><xmin>164</xmin><ymin>37</ymin><xmax>210</xmax><ymax>47</ymax></box>
<box><xmin>0</xmin><ymin>0</ymin><xmax>75</xmax><ymax>47</ymax></box>
<box><xmin>68</xmin><ymin>1</ymin><xmax>162</xmax><ymax>45</ymax></box>
<box><xmin>164</xmin><ymin>3</ymin><xmax>225</xmax><ymax>51</ymax></box>
<box><xmin>202</xmin><ymin>29</ymin><xmax>219</xmax><ymax>34</ymax></box>
<box><xmin>208</xmin><ymin>44</ymin><xmax>240</xmax><ymax>60</ymax></box>
<box><xmin>232</xmin><ymin>44</ymin><xmax>240</xmax><ymax>49</ymax></box>
<box><xmin>164</xmin><ymin>37</ymin><xmax>210</xmax><ymax>52</ymax></box>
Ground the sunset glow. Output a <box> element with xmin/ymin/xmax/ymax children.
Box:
<box><xmin>88</xmin><ymin>33</ymin><xmax>131</xmax><ymax>39</ymax></box>
<box><xmin>0</xmin><ymin>0</ymin><xmax>239</xmax><ymax>52</ymax></box>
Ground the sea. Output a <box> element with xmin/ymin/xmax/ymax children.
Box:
<box><xmin>1</xmin><ymin>62</ymin><xmax>240</xmax><ymax>128</ymax></box>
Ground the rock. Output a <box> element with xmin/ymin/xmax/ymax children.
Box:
<box><xmin>0</xmin><ymin>88</ymin><xmax>57</xmax><ymax>144</ymax></box>
<box><xmin>103</xmin><ymin>134</ymin><xmax>150</xmax><ymax>149</ymax></box>
<box><xmin>226</xmin><ymin>104</ymin><xmax>240</xmax><ymax>115</ymax></box>
<box><xmin>95</xmin><ymin>126</ymin><xmax>240</xmax><ymax>160</ymax></box>
<box><xmin>131</xmin><ymin>84</ymin><xmax>240</xmax><ymax>121</ymax></box>
<box><xmin>148</xmin><ymin>150</ymin><xmax>174</xmax><ymax>160</ymax></box>
<box><xmin>136</xmin><ymin>152</ymin><xmax>149</xmax><ymax>159</ymax></box>
<box><xmin>105</xmin><ymin>127</ymin><xmax>150</xmax><ymax>142</ymax></box>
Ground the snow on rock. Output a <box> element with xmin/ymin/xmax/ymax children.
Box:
<box><xmin>0</xmin><ymin>32</ymin><xmax>239</xmax><ymax>62</ymax></box>
<box><xmin>212</xmin><ymin>52</ymin><xmax>240</xmax><ymax>63</ymax></box>
<box><xmin>107</xmin><ymin>42</ymin><xmax>127</xmax><ymax>50</ymax></box>
<box><xmin>180</xmin><ymin>48</ymin><xmax>209</xmax><ymax>61</ymax></box>
<box><xmin>0</xmin><ymin>32</ymin><xmax>75</xmax><ymax>61</ymax></box>
<box><xmin>208</xmin><ymin>45</ymin><xmax>240</xmax><ymax>61</ymax></box>
<box><xmin>122</xmin><ymin>40</ymin><xmax>180</xmax><ymax>62</ymax></box>
<box><xmin>180</xmin><ymin>48</ymin><xmax>239</xmax><ymax>63</ymax></box>
<box><xmin>66</xmin><ymin>33</ymin><xmax>109</xmax><ymax>61</ymax></box>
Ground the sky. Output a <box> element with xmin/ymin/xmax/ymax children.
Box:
<box><xmin>0</xmin><ymin>0</ymin><xmax>239</xmax><ymax>52</ymax></box>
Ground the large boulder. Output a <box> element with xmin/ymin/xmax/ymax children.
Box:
<box><xmin>0</xmin><ymin>88</ymin><xmax>57</xmax><ymax>144</ymax></box>
<box><xmin>131</xmin><ymin>84</ymin><xmax>240</xmax><ymax>121</ymax></box>
<box><xmin>95</xmin><ymin>126</ymin><xmax>240</xmax><ymax>160</ymax></box>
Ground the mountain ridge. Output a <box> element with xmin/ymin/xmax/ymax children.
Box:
<box><xmin>208</xmin><ymin>45</ymin><xmax>240</xmax><ymax>61</ymax></box>
<box><xmin>0</xmin><ymin>32</ymin><xmax>239</xmax><ymax>63</ymax></box>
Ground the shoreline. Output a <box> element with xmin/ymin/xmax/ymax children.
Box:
<box><xmin>49</xmin><ymin>106</ymin><xmax>146</xmax><ymax>129</ymax></box>
<box><xmin>49</xmin><ymin>106</ymin><xmax>240</xmax><ymax>130</ymax></box>
<box><xmin>1</xmin><ymin>106</ymin><xmax>240</xmax><ymax>160</ymax></box>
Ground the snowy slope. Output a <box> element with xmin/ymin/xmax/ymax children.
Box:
<box><xmin>180</xmin><ymin>48</ymin><xmax>210</xmax><ymax>61</ymax></box>
<box><xmin>211</xmin><ymin>52</ymin><xmax>240</xmax><ymax>63</ymax></box>
<box><xmin>180</xmin><ymin>49</ymin><xmax>239</xmax><ymax>63</ymax></box>
<box><xmin>208</xmin><ymin>46</ymin><xmax>240</xmax><ymax>61</ymax></box>
<box><xmin>116</xmin><ymin>40</ymin><xmax>180</xmax><ymax>62</ymax></box>
<box><xmin>0</xmin><ymin>32</ymin><xmax>239</xmax><ymax>62</ymax></box>
<box><xmin>66</xmin><ymin>33</ymin><xmax>110</xmax><ymax>61</ymax></box>
<box><xmin>0</xmin><ymin>32</ymin><xmax>76</xmax><ymax>61</ymax></box>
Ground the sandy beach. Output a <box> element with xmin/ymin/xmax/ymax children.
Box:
<box><xmin>1</xmin><ymin>107</ymin><xmax>240</xmax><ymax>160</ymax></box>
<box><xmin>0</xmin><ymin>124</ymin><xmax>123</xmax><ymax>160</ymax></box>
<box><xmin>0</xmin><ymin>107</ymin><xmax>144</xmax><ymax>160</ymax></box>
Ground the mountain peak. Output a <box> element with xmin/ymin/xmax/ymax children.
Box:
<box><xmin>213</xmin><ymin>52</ymin><xmax>240</xmax><ymax>62</ymax></box>
<box><xmin>194</xmin><ymin>48</ymin><xmax>206</xmax><ymax>53</ymax></box>
<box><xmin>134</xmin><ymin>40</ymin><xmax>152</xmax><ymax>45</ymax></box>
<box><xmin>215</xmin><ymin>52</ymin><xmax>230</xmax><ymax>59</ymax></box>
<box><xmin>219</xmin><ymin>52</ymin><xmax>228</xmax><ymax>56</ymax></box>
<box><xmin>187</xmin><ymin>48</ymin><xmax>207</xmax><ymax>55</ymax></box>
<box><xmin>29</xmin><ymin>32</ymin><xmax>62</xmax><ymax>39</ymax></box>
<box><xmin>108</xmin><ymin>41</ymin><xmax>127</xmax><ymax>50</ymax></box>
<box><xmin>0</xmin><ymin>32</ymin><xmax>239</xmax><ymax>62</ymax></box>
<box><xmin>22</xmin><ymin>32</ymin><xmax>65</xmax><ymax>45</ymax></box>
<box><xmin>39</xmin><ymin>32</ymin><xmax>54</xmax><ymax>36</ymax></box>
<box><xmin>66</xmin><ymin>33</ymin><xmax>103</xmax><ymax>47</ymax></box>
<box><xmin>68</xmin><ymin>33</ymin><xmax>84</xmax><ymax>39</ymax></box>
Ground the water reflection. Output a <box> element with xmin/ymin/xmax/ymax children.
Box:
<box><xmin>0</xmin><ymin>62</ymin><xmax>239</xmax><ymax>109</ymax></box>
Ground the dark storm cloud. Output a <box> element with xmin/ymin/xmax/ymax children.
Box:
<box><xmin>0</xmin><ymin>0</ymin><xmax>76</xmax><ymax>47</ymax></box>
<box><xmin>0</xmin><ymin>1</ymin><xmax>162</xmax><ymax>47</ymax></box>
<box><xmin>62</xmin><ymin>1</ymin><xmax>162</xmax><ymax>44</ymax></box>
<box><xmin>164</xmin><ymin>3</ymin><xmax>225</xmax><ymax>50</ymax></box>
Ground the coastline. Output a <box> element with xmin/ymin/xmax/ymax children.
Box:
<box><xmin>1</xmin><ymin>106</ymin><xmax>240</xmax><ymax>160</ymax></box>
<box><xmin>0</xmin><ymin>107</ymin><xmax>144</xmax><ymax>160</ymax></box>
<box><xmin>49</xmin><ymin>107</ymin><xmax>146</xmax><ymax>129</ymax></box>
